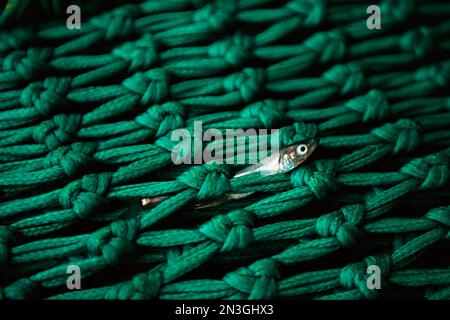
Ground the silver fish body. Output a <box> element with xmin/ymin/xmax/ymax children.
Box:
<box><xmin>194</xmin><ymin>137</ymin><xmax>319</xmax><ymax>209</ymax></box>
<box><xmin>141</xmin><ymin>138</ymin><xmax>319</xmax><ymax>209</ymax></box>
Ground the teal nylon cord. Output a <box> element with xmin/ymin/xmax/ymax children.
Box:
<box><xmin>0</xmin><ymin>0</ymin><xmax>449</xmax><ymax>300</ymax></box>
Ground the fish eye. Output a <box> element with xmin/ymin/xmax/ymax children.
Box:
<box><xmin>296</xmin><ymin>144</ymin><xmax>308</xmax><ymax>155</ymax></box>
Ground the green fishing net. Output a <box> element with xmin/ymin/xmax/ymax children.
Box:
<box><xmin>0</xmin><ymin>0</ymin><xmax>449</xmax><ymax>300</ymax></box>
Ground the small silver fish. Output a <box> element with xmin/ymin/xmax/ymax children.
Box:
<box><xmin>141</xmin><ymin>196</ymin><xmax>167</xmax><ymax>207</ymax></box>
<box><xmin>141</xmin><ymin>138</ymin><xmax>319</xmax><ymax>209</ymax></box>
<box><xmin>233</xmin><ymin>137</ymin><xmax>319</xmax><ymax>178</ymax></box>
<box><xmin>194</xmin><ymin>137</ymin><xmax>319</xmax><ymax>208</ymax></box>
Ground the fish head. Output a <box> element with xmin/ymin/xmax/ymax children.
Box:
<box><xmin>278</xmin><ymin>137</ymin><xmax>319</xmax><ymax>173</ymax></box>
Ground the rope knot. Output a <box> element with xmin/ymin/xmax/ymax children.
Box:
<box><xmin>381</xmin><ymin>0</ymin><xmax>414</xmax><ymax>23</ymax></box>
<box><xmin>59</xmin><ymin>173</ymin><xmax>112</xmax><ymax>220</ymax></box>
<box><xmin>0</xmin><ymin>27</ymin><xmax>33</xmax><ymax>52</ymax></box>
<box><xmin>415</xmin><ymin>63</ymin><xmax>449</xmax><ymax>88</ymax></box>
<box><xmin>0</xmin><ymin>226</ymin><xmax>14</xmax><ymax>271</ymax></box>
<box><xmin>291</xmin><ymin>160</ymin><xmax>340</xmax><ymax>199</ymax></box>
<box><xmin>91</xmin><ymin>5</ymin><xmax>139</xmax><ymax>40</ymax></box>
<box><xmin>425</xmin><ymin>207</ymin><xmax>450</xmax><ymax>229</ymax></box>
<box><xmin>208</xmin><ymin>33</ymin><xmax>254</xmax><ymax>66</ymax></box>
<box><xmin>316</xmin><ymin>204</ymin><xmax>365</xmax><ymax>247</ymax></box>
<box><xmin>323</xmin><ymin>64</ymin><xmax>366</xmax><ymax>95</ymax></box>
<box><xmin>286</xmin><ymin>0</ymin><xmax>325</xmax><ymax>27</ymax></box>
<box><xmin>199</xmin><ymin>209</ymin><xmax>255</xmax><ymax>252</ymax></box>
<box><xmin>113</xmin><ymin>34</ymin><xmax>158</xmax><ymax>71</ymax></box>
<box><xmin>122</xmin><ymin>68</ymin><xmax>169</xmax><ymax>105</ymax></box>
<box><xmin>3</xmin><ymin>47</ymin><xmax>52</xmax><ymax>81</ymax></box>
<box><xmin>21</xmin><ymin>77</ymin><xmax>71</xmax><ymax>116</ymax></box>
<box><xmin>304</xmin><ymin>30</ymin><xmax>346</xmax><ymax>63</ymax></box>
<box><xmin>340</xmin><ymin>254</ymin><xmax>392</xmax><ymax>299</ymax></box>
<box><xmin>135</xmin><ymin>102</ymin><xmax>186</xmax><ymax>138</ymax></box>
<box><xmin>345</xmin><ymin>89</ymin><xmax>390</xmax><ymax>122</ymax></box>
<box><xmin>44</xmin><ymin>142</ymin><xmax>97</xmax><ymax>177</ymax></box>
<box><xmin>223</xmin><ymin>258</ymin><xmax>280</xmax><ymax>299</ymax></box>
<box><xmin>400</xmin><ymin>27</ymin><xmax>433</xmax><ymax>57</ymax></box>
<box><xmin>177</xmin><ymin>164</ymin><xmax>231</xmax><ymax>201</ymax></box>
<box><xmin>105</xmin><ymin>271</ymin><xmax>162</xmax><ymax>299</ymax></box>
<box><xmin>0</xmin><ymin>279</ymin><xmax>38</xmax><ymax>300</ymax></box>
<box><xmin>87</xmin><ymin>218</ymin><xmax>140</xmax><ymax>265</ymax></box>
<box><xmin>240</xmin><ymin>100</ymin><xmax>287</xmax><ymax>127</ymax></box>
<box><xmin>193</xmin><ymin>3</ymin><xmax>235</xmax><ymax>31</ymax></box>
<box><xmin>400</xmin><ymin>153</ymin><xmax>450</xmax><ymax>189</ymax></box>
<box><xmin>372</xmin><ymin>119</ymin><xmax>421</xmax><ymax>154</ymax></box>
<box><xmin>279</xmin><ymin>122</ymin><xmax>318</xmax><ymax>146</ymax></box>
<box><xmin>32</xmin><ymin>114</ymin><xmax>81</xmax><ymax>149</ymax></box>
<box><xmin>223</xmin><ymin>68</ymin><xmax>266</xmax><ymax>103</ymax></box>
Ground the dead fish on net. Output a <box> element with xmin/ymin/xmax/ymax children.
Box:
<box><xmin>140</xmin><ymin>138</ymin><xmax>319</xmax><ymax>209</ymax></box>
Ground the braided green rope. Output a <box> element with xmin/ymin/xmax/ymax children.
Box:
<box><xmin>0</xmin><ymin>0</ymin><xmax>449</xmax><ymax>301</ymax></box>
